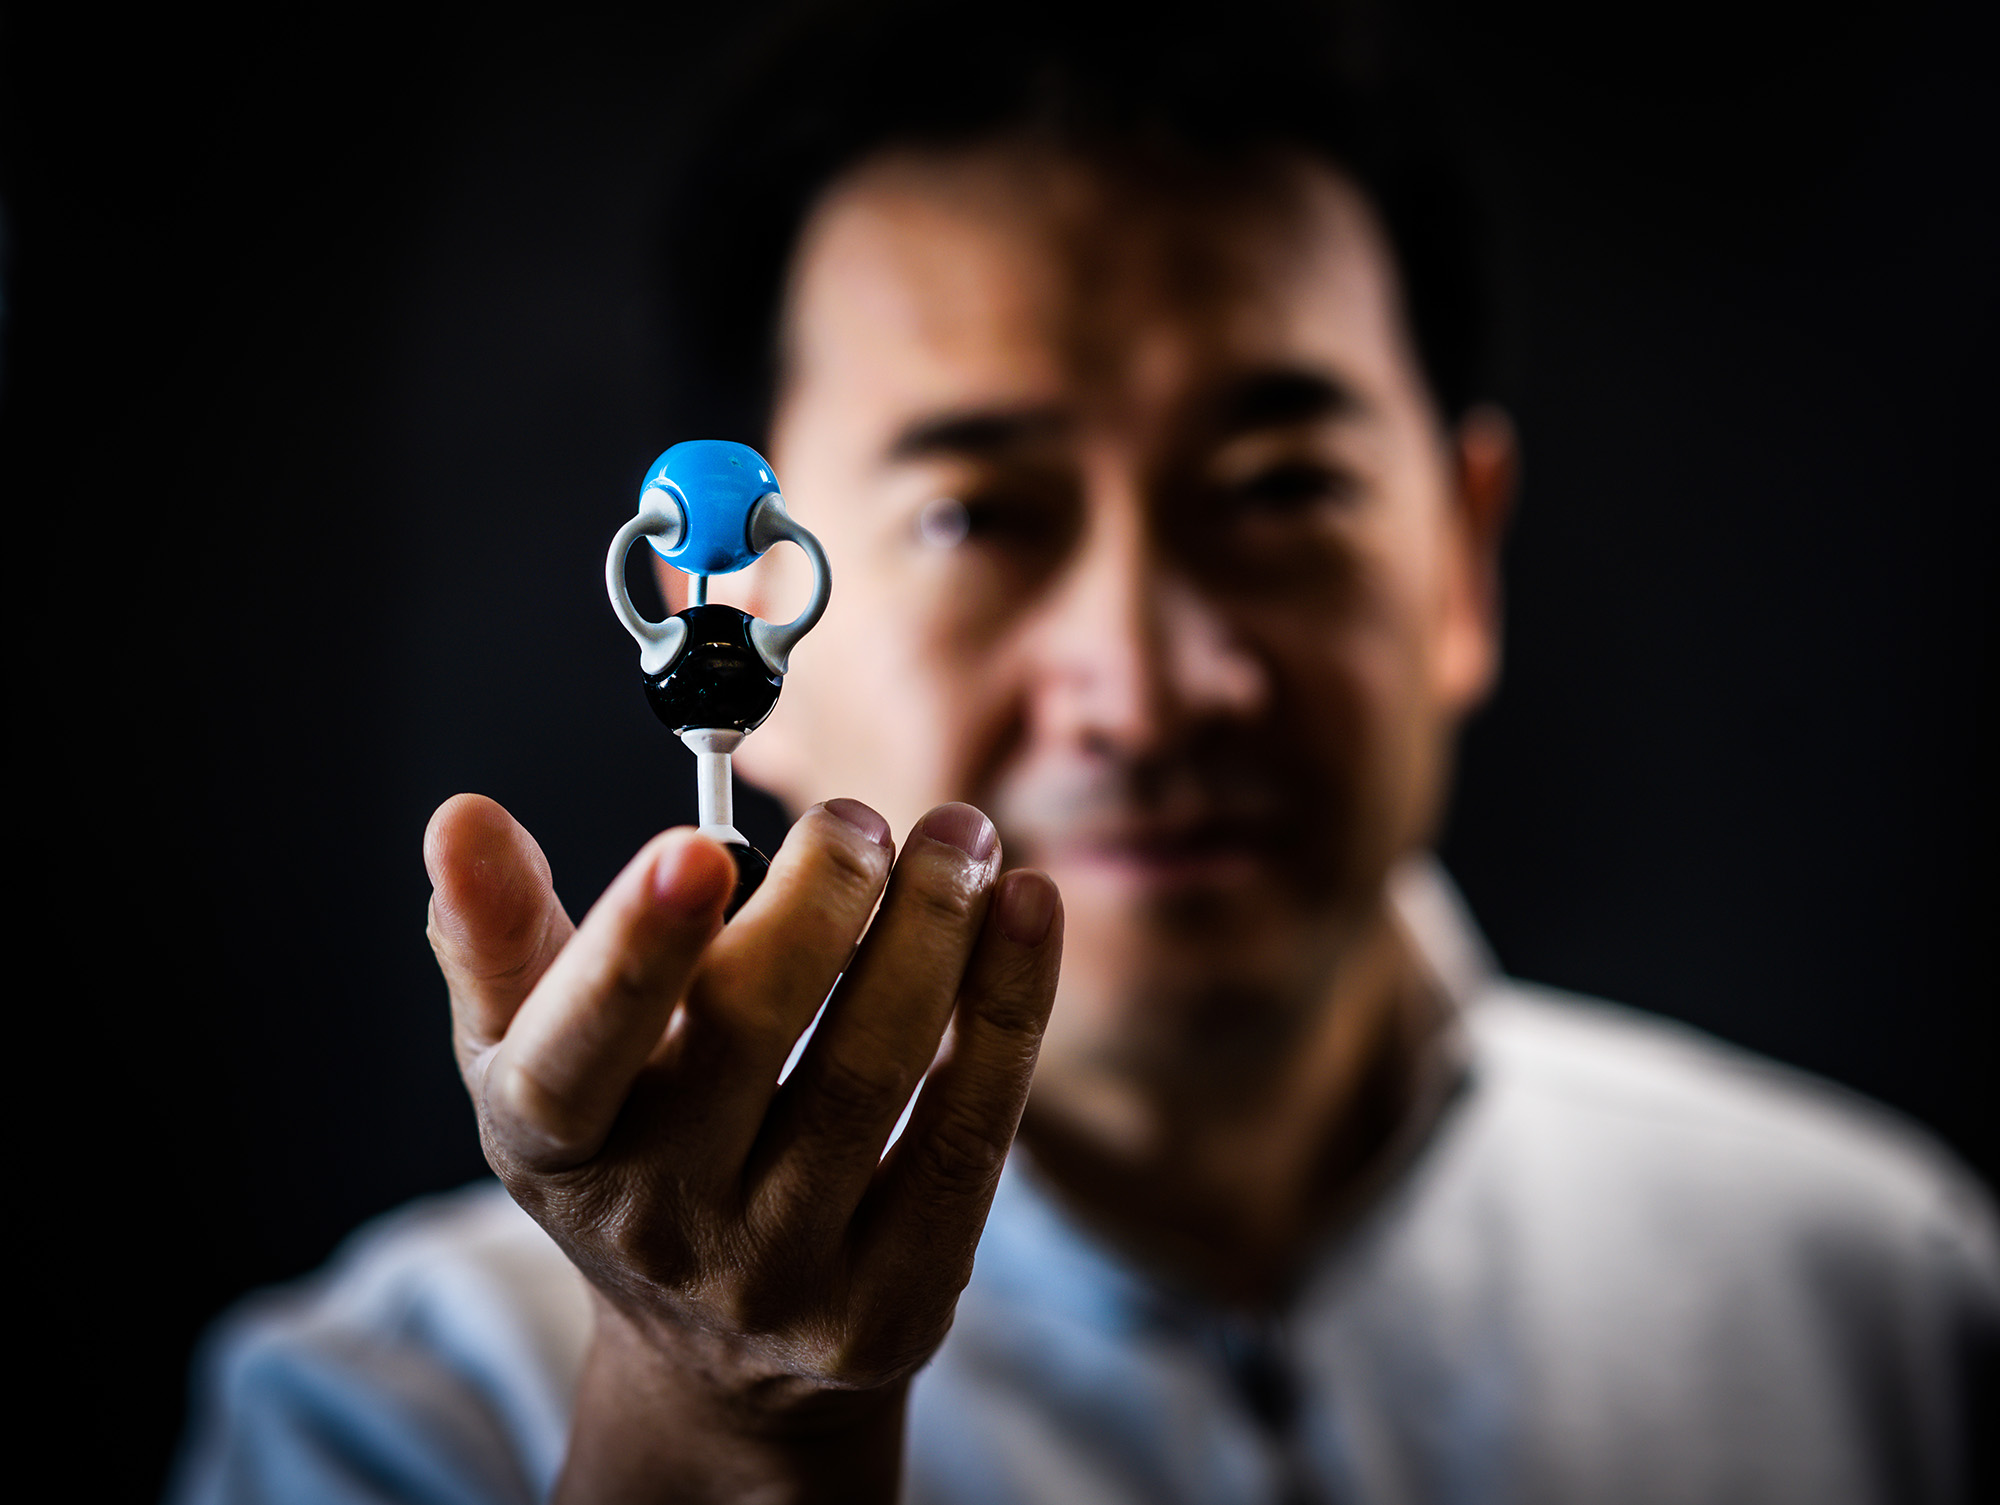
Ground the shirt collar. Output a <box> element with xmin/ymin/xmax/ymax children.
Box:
<box><xmin>972</xmin><ymin>854</ymin><xmax>1499</xmax><ymax>1333</ymax></box>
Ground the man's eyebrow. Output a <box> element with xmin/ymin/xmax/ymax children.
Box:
<box><xmin>1215</xmin><ymin>369</ymin><xmax>1363</xmax><ymax>433</ymax></box>
<box><xmin>886</xmin><ymin>406</ymin><xmax>1068</xmax><ymax>461</ymax></box>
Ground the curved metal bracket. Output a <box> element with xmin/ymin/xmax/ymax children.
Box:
<box><xmin>745</xmin><ymin>493</ymin><xmax>832</xmax><ymax>676</ymax></box>
<box><xmin>605</xmin><ymin>491</ymin><xmax>690</xmax><ymax>676</ymax></box>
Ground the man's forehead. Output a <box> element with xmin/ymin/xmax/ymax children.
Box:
<box><xmin>776</xmin><ymin>142</ymin><xmax>1420</xmax><ymax>445</ymax></box>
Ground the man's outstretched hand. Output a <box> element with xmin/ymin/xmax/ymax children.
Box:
<box><xmin>423</xmin><ymin>794</ymin><xmax>1062</xmax><ymax>1504</ymax></box>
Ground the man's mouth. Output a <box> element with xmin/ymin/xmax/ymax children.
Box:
<box><xmin>989</xmin><ymin>747</ymin><xmax>1310</xmax><ymax>894</ymax></box>
<box><xmin>1031</xmin><ymin>815</ymin><xmax>1288</xmax><ymax>890</ymax></box>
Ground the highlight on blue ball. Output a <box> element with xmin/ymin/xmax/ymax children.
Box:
<box><xmin>641</xmin><ymin>439</ymin><xmax>782</xmax><ymax>575</ymax></box>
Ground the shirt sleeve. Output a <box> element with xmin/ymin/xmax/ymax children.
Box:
<box><xmin>167</xmin><ymin>1299</ymin><xmax>542</xmax><ymax>1505</ymax></box>
<box><xmin>166</xmin><ymin>1184</ymin><xmax>587</xmax><ymax>1505</ymax></box>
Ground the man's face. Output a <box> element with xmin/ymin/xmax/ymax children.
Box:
<box><xmin>723</xmin><ymin>145</ymin><xmax>1504</xmax><ymax>1087</ymax></box>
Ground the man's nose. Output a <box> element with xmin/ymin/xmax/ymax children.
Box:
<box><xmin>1026</xmin><ymin>476</ymin><xmax>1268</xmax><ymax>753</ymax></box>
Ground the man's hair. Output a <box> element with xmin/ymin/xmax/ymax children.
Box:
<box><xmin>656</xmin><ymin>0</ymin><xmax>1497</xmax><ymax>441</ymax></box>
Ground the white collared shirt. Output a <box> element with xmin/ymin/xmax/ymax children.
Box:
<box><xmin>171</xmin><ymin>863</ymin><xmax>2000</xmax><ymax>1504</ymax></box>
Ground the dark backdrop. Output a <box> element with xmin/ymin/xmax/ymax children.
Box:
<box><xmin>8</xmin><ymin>2</ymin><xmax>1994</xmax><ymax>1496</ymax></box>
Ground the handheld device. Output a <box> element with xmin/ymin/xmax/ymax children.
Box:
<box><xmin>606</xmin><ymin>439</ymin><xmax>832</xmax><ymax>914</ymax></box>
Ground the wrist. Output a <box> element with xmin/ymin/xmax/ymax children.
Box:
<box><xmin>558</xmin><ymin>1295</ymin><xmax>910</xmax><ymax>1505</ymax></box>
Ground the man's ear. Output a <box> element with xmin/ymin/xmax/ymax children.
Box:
<box><xmin>1435</xmin><ymin>403</ymin><xmax>1519</xmax><ymax>713</ymax></box>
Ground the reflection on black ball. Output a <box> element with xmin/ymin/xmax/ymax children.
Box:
<box><xmin>643</xmin><ymin>604</ymin><xmax>783</xmax><ymax>734</ymax></box>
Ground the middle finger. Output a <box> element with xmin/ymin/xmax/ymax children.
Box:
<box><xmin>668</xmin><ymin>799</ymin><xmax>898</xmax><ymax>1172</ymax></box>
<box><xmin>745</xmin><ymin>803</ymin><xmax>1001</xmax><ymax>1237</ymax></box>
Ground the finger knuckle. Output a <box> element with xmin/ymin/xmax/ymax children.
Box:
<box><xmin>605</xmin><ymin>950</ymin><xmax>668</xmax><ymax>1015</ymax></box>
<box><xmin>487</xmin><ymin>1060</ymin><xmax>597</xmax><ymax>1168</ymax></box>
<box><xmin>904</xmin><ymin>874</ymin><xmax>981</xmax><ymax>930</ymax></box>
<box><xmin>804</xmin><ymin>1051</ymin><xmax>910</xmax><ymax>1131</ymax></box>
<box><xmin>811</xmin><ymin>824</ymin><xmax>892</xmax><ymax>899</ymax></box>
<box><xmin>963</xmin><ymin>978</ymin><xmax>1052</xmax><ymax>1041</ymax></box>
<box><xmin>912</xmin><ymin>1110</ymin><xmax>1013</xmax><ymax>1201</ymax></box>
<box><xmin>522</xmin><ymin>1166</ymin><xmax>714</xmax><ymax>1299</ymax></box>
<box><xmin>594</xmin><ymin>1193</ymin><xmax>704</xmax><ymax>1291</ymax></box>
<box><xmin>441</xmin><ymin>905</ymin><xmax>558</xmax><ymax>988</ymax></box>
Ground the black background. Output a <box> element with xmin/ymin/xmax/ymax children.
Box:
<box><xmin>7</xmin><ymin>2</ymin><xmax>1994</xmax><ymax>1495</ymax></box>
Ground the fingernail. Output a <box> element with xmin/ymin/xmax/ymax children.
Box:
<box><xmin>995</xmin><ymin>870</ymin><xmax>1057</xmax><ymax>946</ymax></box>
<box><xmin>918</xmin><ymin>803</ymin><xmax>998</xmax><ymax>863</ymax></box>
<box><xmin>652</xmin><ymin>837</ymin><xmax>726</xmax><ymax>916</ymax></box>
<box><xmin>823</xmin><ymin>798</ymin><xmax>892</xmax><ymax>849</ymax></box>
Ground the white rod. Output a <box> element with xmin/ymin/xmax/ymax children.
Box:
<box><xmin>689</xmin><ymin>573</ymin><xmax>709</xmax><ymax>606</ymax></box>
<box><xmin>697</xmin><ymin>747</ymin><xmax>733</xmax><ymax>831</ymax></box>
<box><xmin>680</xmin><ymin>728</ymin><xmax>747</xmax><ymax>844</ymax></box>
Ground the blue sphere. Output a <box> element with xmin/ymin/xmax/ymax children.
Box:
<box><xmin>641</xmin><ymin>439</ymin><xmax>782</xmax><ymax>575</ymax></box>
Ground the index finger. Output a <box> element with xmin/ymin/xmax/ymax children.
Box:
<box><xmin>425</xmin><ymin>793</ymin><xmax>576</xmax><ymax>1073</ymax></box>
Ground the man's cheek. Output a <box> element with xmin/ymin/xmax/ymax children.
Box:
<box><xmin>924</xmin><ymin>656</ymin><xmax>1032</xmax><ymax>806</ymax></box>
<box><xmin>1268</xmin><ymin>646</ymin><xmax>1395</xmax><ymax>887</ymax></box>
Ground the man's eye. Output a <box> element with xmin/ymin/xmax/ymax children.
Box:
<box><xmin>914</xmin><ymin>491</ymin><xmax>1073</xmax><ymax>550</ymax></box>
<box><xmin>1229</xmin><ymin>461</ymin><xmax>1354</xmax><ymax>512</ymax></box>
<box><xmin>916</xmin><ymin>497</ymin><xmax>972</xmax><ymax>548</ymax></box>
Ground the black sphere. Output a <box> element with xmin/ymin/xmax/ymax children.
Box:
<box><xmin>643</xmin><ymin>604</ymin><xmax>783</xmax><ymax>734</ymax></box>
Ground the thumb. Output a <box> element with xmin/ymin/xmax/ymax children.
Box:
<box><xmin>425</xmin><ymin>793</ymin><xmax>576</xmax><ymax>1073</ymax></box>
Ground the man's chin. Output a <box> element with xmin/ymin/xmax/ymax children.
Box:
<box><xmin>1032</xmin><ymin>855</ymin><xmax>1343</xmax><ymax>1089</ymax></box>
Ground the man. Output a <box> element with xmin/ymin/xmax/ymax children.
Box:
<box><xmin>173</xmin><ymin>4</ymin><xmax>1998</xmax><ymax>1502</ymax></box>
